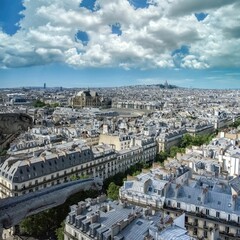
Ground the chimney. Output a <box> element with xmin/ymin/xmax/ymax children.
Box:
<box><xmin>174</xmin><ymin>184</ymin><xmax>181</xmax><ymax>197</ymax></box>
<box><xmin>231</xmin><ymin>195</ymin><xmax>237</xmax><ymax>211</ymax></box>
<box><xmin>90</xmin><ymin>212</ymin><xmax>100</xmax><ymax>224</ymax></box>
<box><xmin>111</xmin><ymin>224</ymin><xmax>120</xmax><ymax>238</ymax></box>
<box><xmin>201</xmin><ymin>188</ymin><xmax>208</xmax><ymax>204</ymax></box>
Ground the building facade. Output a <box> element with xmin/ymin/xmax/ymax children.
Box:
<box><xmin>0</xmin><ymin>138</ymin><xmax>157</xmax><ymax>198</ymax></box>
<box><xmin>119</xmin><ymin>167</ymin><xmax>240</xmax><ymax>240</ymax></box>
<box><xmin>71</xmin><ymin>90</ymin><xmax>111</xmax><ymax>109</ymax></box>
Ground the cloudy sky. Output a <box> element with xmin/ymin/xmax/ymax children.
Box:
<box><xmin>0</xmin><ymin>0</ymin><xmax>240</xmax><ymax>88</ymax></box>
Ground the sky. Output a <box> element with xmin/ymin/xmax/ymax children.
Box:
<box><xmin>0</xmin><ymin>0</ymin><xmax>240</xmax><ymax>89</ymax></box>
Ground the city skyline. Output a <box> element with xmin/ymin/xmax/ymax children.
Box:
<box><xmin>0</xmin><ymin>0</ymin><xmax>240</xmax><ymax>89</ymax></box>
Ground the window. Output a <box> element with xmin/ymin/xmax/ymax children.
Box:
<box><xmin>204</xmin><ymin>231</ymin><xmax>208</xmax><ymax>238</ymax></box>
<box><xmin>206</xmin><ymin>209</ymin><xmax>209</xmax><ymax>215</ymax></box>
<box><xmin>194</xmin><ymin>219</ymin><xmax>198</xmax><ymax>226</ymax></box>
<box><xmin>196</xmin><ymin>207</ymin><xmax>199</xmax><ymax>212</ymax></box>
<box><xmin>177</xmin><ymin>202</ymin><xmax>181</xmax><ymax>208</ymax></box>
<box><xmin>168</xmin><ymin>200</ymin><xmax>171</xmax><ymax>206</ymax></box>
<box><xmin>216</xmin><ymin>212</ymin><xmax>220</xmax><ymax>218</ymax></box>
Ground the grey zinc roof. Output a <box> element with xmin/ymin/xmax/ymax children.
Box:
<box><xmin>0</xmin><ymin>144</ymin><xmax>94</xmax><ymax>183</ymax></box>
<box><xmin>99</xmin><ymin>206</ymin><xmax>132</xmax><ymax>228</ymax></box>
<box><xmin>118</xmin><ymin>217</ymin><xmax>155</xmax><ymax>239</ymax></box>
<box><xmin>167</xmin><ymin>183</ymin><xmax>240</xmax><ymax>215</ymax></box>
<box><xmin>158</xmin><ymin>225</ymin><xmax>191</xmax><ymax>240</ymax></box>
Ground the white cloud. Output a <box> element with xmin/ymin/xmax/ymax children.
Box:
<box><xmin>0</xmin><ymin>0</ymin><xmax>239</xmax><ymax>69</ymax></box>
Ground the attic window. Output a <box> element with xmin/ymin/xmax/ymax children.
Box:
<box><xmin>136</xmin><ymin>221</ymin><xmax>143</xmax><ymax>226</ymax></box>
<box><xmin>188</xmin><ymin>195</ymin><xmax>191</xmax><ymax>198</ymax></box>
<box><xmin>20</xmin><ymin>169</ymin><xmax>23</xmax><ymax>174</ymax></box>
<box><xmin>197</xmin><ymin>197</ymin><xmax>201</xmax><ymax>201</ymax></box>
<box><xmin>218</xmin><ymin>201</ymin><xmax>221</xmax><ymax>205</ymax></box>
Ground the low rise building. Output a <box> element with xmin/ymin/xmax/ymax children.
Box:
<box><xmin>157</xmin><ymin>129</ymin><xmax>186</xmax><ymax>152</ymax></box>
<box><xmin>64</xmin><ymin>196</ymin><xmax>195</xmax><ymax>240</ymax></box>
<box><xmin>120</xmin><ymin>166</ymin><xmax>240</xmax><ymax>240</ymax></box>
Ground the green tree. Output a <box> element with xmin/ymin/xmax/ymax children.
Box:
<box><xmin>51</xmin><ymin>102</ymin><xmax>60</xmax><ymax>108</ymax></box>
<box><xmin>230</xmin><ymin>119</ymin><xmax>240</xmax><ymax>128</ymax></box>
<box><xmin>107</xmin><ymin>182</ymin><xmax>120</xmax><ymax>200</ymax></box>
<box><xmin>156</xmin><ymin>151</ymin><xmax>168</xmax><ymax>163</ymax></box>
<box><xmin>19</xmin><ymin>189</ymin><xmax>99</xmax><ymax>238</ymax></box>
<box><xmin>55</xmin><ymin>222</ymin><xmax>64</xmax><ymax>240</ymax></box>
<box><xmin>180</xmin><ymin>134</ymin><xmax>193</xmax><ymax>148</ymax></box>
<box><xmin>132</xmin><ymin>170</ymin><xmax>141</xmax><ymax>176</ymax></box>
<box><xmin>33</xmin><ymin>99</ymin><xmax>46</xmax><ymax>108</ymax></box>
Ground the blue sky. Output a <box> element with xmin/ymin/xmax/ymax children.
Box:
<box><xmin>0</xmin><ymin>0</ymin><xmax>239</xmax><ymax>89</ymax></box>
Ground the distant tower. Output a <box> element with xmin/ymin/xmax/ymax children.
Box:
<box><xmin>44</xmin><ymin>83</ymin><xmax>46</xmax><ymax>89</ymax></box>
<box><xmin>164</xmin><ymin>80</ymin><xmax>169</xmax><ymax>89</ymax></box>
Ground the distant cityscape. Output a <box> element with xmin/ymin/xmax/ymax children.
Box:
<box><xmin>0</xmin><ymin>85</ymin><xmax>240</xmax><ymax>240</ymax></box>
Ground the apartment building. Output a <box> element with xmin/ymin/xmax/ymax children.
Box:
<box><xmin>157</xmin><ymin>129</ymin><xmax>187</xmax><ymax>152</ymax></box>
<box><xmin>0</xmin><ymin>138</ymin><xmax>157</xmax><ymax>198</ymax></box>
<box><xmin>64</xmin><ymin>196</ymin><xmax>195</xmax><ymax>240</ymax></box>
<box><xmin>119</xmin><ymin>167</ymin><xmax>240</xmax><ymax>240</ymax></box>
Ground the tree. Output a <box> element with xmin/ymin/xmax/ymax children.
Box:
<box><xmin>132</xmin><ymin>170</ymin><xmax>141</xmax><ymax>176</ymax></box>
<box><xmin>33</xmin><ymin>99</ymin><xmax>46</xmax><ymax>108</ymax></box>
<box><xmin>19</xmin><ymin>189</ymin><xmax>99</xmax><ymax>239</ymax></box>
<box><xmin>107</xmin><ymin>182</ymin><xmax>120</xmax><ymax>200</ymax></box>
<box><xmin>55</xmin><ymin>222</ymin><xmax>64</xmax><ymax>240</ymax></box>
<box><xmin>180</xmin><ymin>134</ymin><xmax>193</xmax><ymax>148</ymax></box>
<box><xmin>156</xmin><ymin>151</ymin><xmax>168</xmax><ymax>163</ymax></box>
